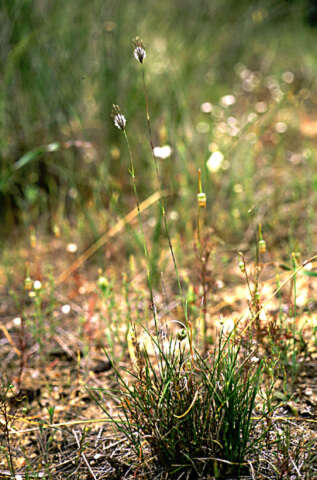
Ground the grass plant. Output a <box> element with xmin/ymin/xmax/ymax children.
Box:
<box><xmin>90</xmin><ymin>329</ymin><xmax>269</xmax><ymax>479</ymax></box>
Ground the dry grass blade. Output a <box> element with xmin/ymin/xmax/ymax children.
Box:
<box><xmin>56</xmin><ymin>191</ymin><xmax>163</xmax><ymax>285</ymax></box>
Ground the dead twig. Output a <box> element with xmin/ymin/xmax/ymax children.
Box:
<box><xmin>73</xmin><ymin>429</ymin><xmax>98</xmax><ymax>480</ymax></box>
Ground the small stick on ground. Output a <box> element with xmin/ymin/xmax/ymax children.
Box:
<box><xmin>73</xmin><ymin>429</ymin><xmax>98</xmax><ymax>480</ymax></box>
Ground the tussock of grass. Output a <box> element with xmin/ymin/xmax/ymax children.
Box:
<box><xmin>90</xmin><ymin>330</ymin><xmax>271</xmax><ymax>479</ymax></box>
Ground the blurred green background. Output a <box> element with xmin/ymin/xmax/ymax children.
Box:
<box><xmin>1</xmin><ymin>0</ymin><xmax>316</xmax><ymax>253</ymax></box>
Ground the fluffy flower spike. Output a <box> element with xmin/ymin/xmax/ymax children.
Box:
<box><xmin>112</xmin><ymin>104</ymin><xmax>126</xmax><ymax>131</ymax></box>
<box><xmin>133</xmin><ymin>37</ymin><xmax>146</xmax><ymax>64</ymax></box>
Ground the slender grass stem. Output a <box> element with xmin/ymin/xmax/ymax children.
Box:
<box><xmin>141</xmin><ymin>66</ymin><xmax>188</xmax><ymax>325</ymax></box>
<box><xmin>122</xmin><ymin>128</ymin><xmax>158</xmax><ymax>328</ymax></box>
<box><xmin>197</xmin><ymin>168</ymin><xmax>208</xmax><ymax>352</ymax></box>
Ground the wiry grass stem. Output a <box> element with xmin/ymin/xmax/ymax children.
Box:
<box><xmin>122</xmin><ymin>128</ymin><xmax>158</xmax><ymax>327</ymax></box>
<box><xmin>141</xmin><ymin>65</ymin><xmax>188</xmax><ymax>326</ymax></box>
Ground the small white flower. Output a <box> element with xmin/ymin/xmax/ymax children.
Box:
<box><xmin>67</xmin><ymin>242</ymin><xmax>78</xmax><ymax>253</ymax></box>
<box><xmin>13</xmin><ymin>317</ymin><xmax>22</xmax><ymax>326</ymax></box>
<box><xmin>169</xmin><ymin>210</ymin><xmax>179</xmax><ymax>221</ymax></box>
<box><xmin>220</xmin><ymin>95</ymin><xmax>236</xmax><ymax>107</ymax></box>
<box><xmin>275</xmin><ymin>121</ymin><xmax>287</xmax><ymax>133</ymax></box>
<box><xmin>153</xmin><ymin>145</ymin><xmax>172</xmax><ymax>159</ymax></box>
<box><xmin>200</xmin><ymin>102</ymin><xmax>213</xmax><ymax>113</ymax></box>
<box><xmin>207</xmin><ymin>151</ymin><xmax>224</xmax><ymax>172</ymax></box>
<box><xmin>61</xmin><ymin>304</ymin><xmax>71</xmax><ymax>315</ymax></box>
<box><xmin>33</xmin><ymin>280</ymin><xmax>42</xmax><ymax>290</ymax></box>
<box><xmin>255</xmin><ymin>101</ymin><xmax>267</xmax><ymax>113</ymax></box>
<box><xmin>47</xmin><ymin>142</ymin><xmax>59</xmax><ymax>152</ymax></box>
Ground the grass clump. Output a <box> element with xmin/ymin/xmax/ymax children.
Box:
<box><xmin>92</xmin><ymin>328</ymin><xmax>269</xmax><ymax>479</ymax></box>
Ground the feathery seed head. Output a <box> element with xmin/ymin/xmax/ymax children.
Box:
<box><xmin>112</xmin><ymin>104</ymin><xmax>126</xmax><ymax>131</ymax></box>
<box><xmin>133</xmin><ymin>37</ymin><xmax>146</xmax><ymax>64</ymax></box>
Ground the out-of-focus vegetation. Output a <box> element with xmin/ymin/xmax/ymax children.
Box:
<box><xmin>1</xmin><ymin>2</ymin><xmax>317</xmax><ymax>478</ymax></box>
<box><xmin>1</xmin><ymin>0</ymin><xmax>317</xmax><ymax>252</ymax></box>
